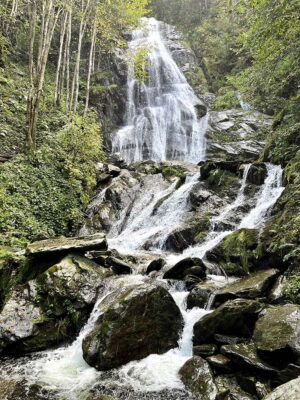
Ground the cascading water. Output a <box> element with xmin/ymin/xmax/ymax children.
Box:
<box><xmin>112</xmin><ymin>17</ymin><xmax>208</xmax><ymax>164</ymax></box>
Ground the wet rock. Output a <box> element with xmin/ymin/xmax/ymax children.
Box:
<box><xmin>0</xmin><ymin>254</ymin><xmax>111</xmax><ymax>353</ymax></box>
<box><xmin>206</xmin><ymin>229</ymin><xmax>260</xmax><ymax>276</ymax></box>
<box><xmin>82</xmin><ymin>284</ymin><xmax>183</xmax><ymax>370</ymax></box>
<box><xmin>221</xmin><ymin>343</ymin><xmax>277</xmax><ymax>373</ymax></box>
<box><xmin>246</xmin><ymin>163</ymin><xmax>267</xmax><ymax>185</ymax></box>
<box><xmin>207</xmin><ymin>354</ymin><xmax>232</xmax><ymax>371</ymax></box>
<box><xmin>193</xmin><ymin>299</ymin><xmax>262</xmax><ymax>345</ymax></box>
<box><xmin>268</xmin><ymin>275</ymin><xmax>288</xmax><ymax>303</ymax></box>
<box><xmin>213</xmin><ymin>269</ymin><xmax>279</xmax><ymax>306</ymax></box>
<box><xmin>236</xmin><ymin>375</ymin><xmax>271</xmax><ymax>399</ymax></box>
<box><xmin>163</xmin><ymin>227</ymin><xmax>196</xmax><ymax>252</ymax></box>
<box><xmin>105</xmin><ymin>257</ymin><xmax>132</xmax><ymax>275</ymax></box>
<box><xmin>186</xmin><ymin>282</ymin><xmax>216</xmax><ymax>309</ymax></box>
<box><xmin>200</xmin><ymin>160</ymin><xmax>241</xmax><ymax>180</ymax></box>
<box><xmin>179</xmin><ymin>356</ymin><xmax>218</xmax><ymax>400</ymax></box>
<box><xmin>253</xmin><ymin>304</ymin><xmax>300</xmax><ymax>367</ymax></box>
<box><xmin>26</xmin><ymin>234</ymin><xmax>108</xmax><ymax>264</ymax></box>
<box><xmin>0</xmin><ymin>379</ymin><xmax>45</xmax><ymax>400</ymax></box>
<box><xmin>146</xmin><ymin>258</ymin><xmax>166</xmax><ymax>274</ymax></box>
<box><xmin>188</xmin><ymin>186</ymin><xmax>211</xmax><ymax>210</ymax></box>
<box><xmin>193</xmin><ymin>344</ymin><xmax>218</xmax><ymax>357</ymax></box>
<box><xmin>264</xmin><ymin>376</ymin><xmax>300</xmax><ymax>400</ymax></box>
<box><xmin>163</xmin><ymin>257</ymin><xmax>206</xmax><ymax>280</ymax></box>
<box><xmin>195</xmin><ymin>102</ymin><xmax>207</xmax><ymax>118</ymax></box>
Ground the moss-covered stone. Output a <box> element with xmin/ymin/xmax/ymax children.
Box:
<box><xmin>207</xmin><ymin>228</ymin><xmax>262</xmax><ymax>276</ymax></box>
<box><xmin>82</xmin><ymin>284</ymin><xmax>183</xmax><ymax>370</ymax></box>
<box><xmin>253</xmin><ymin>304</ymin><xmax>300</xmax><ymax>367</ymax></box>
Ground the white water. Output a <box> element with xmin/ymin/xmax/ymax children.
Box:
<box><xmin>112</xmin><ymin>17</ymin><xmax>207</xmax><ymax>164</ymax></box>
<box><xmin>108</xmin><ymin>171</ymin><xmax>200</xmax><ymax>254</ymax></box>
<box><xmin>168</xmin><ymin>163</ymin><xmax>284</xmax><ymax>264</ymax></box>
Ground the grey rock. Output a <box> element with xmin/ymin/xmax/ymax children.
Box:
<box><xmin>163</xmin><ymin>257</ymin><xmax>206</xmax><ymax>280</ymax></box>
<box><xmin>264</xmin><ymin>377</ymin><xmax>300</xmax><ymax>400</ymax></box>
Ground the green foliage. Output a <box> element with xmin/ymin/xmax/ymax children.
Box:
<box><xmin>233</xmin><ymin>0</ymin><xmax>300</xmax><ymax>113</ymax></box>
<box><xmin>214</xmin><ymin>86</ymin><xmax>241</xmax><ymax>110</ymax></box>
<box><xmin>0</xmin><ymin>112</ymin><xmax>104</xmax><ymax>246</ymax></box>
<box><xmin>284</xmin><ymin>276</ymin><xmax>300</xmax><ymax>304</ymax></box>
<box><xmin>133</xmin><ymin>47</ymin><xmax>149</xmax><ymax>83</ymax></box>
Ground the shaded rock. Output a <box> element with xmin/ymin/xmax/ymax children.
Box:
<box><xmin>236</xmin><ymin>375</ymin><xmax>271</xmax><ymax>399</ymax></box>
<box><xmin>253</xmin><ymin>304</ymin><xmax>300</xmax><ymax>367</ymax></box>
<box><xmin>195</xmin><ymin>102</ymin><xmax>207</xmax><ymax>118</ymax></box>
<box><xmin>179</xmin><ymin>356</ymin><xmax>218</xmax><ymax>400</ymax></box>
<box><xmin>214</xmin><ymin>334</ymin><xmax>247</xmax><ymax>345</ymax></box>
<box><xmin>246</xmin><ymin>163</ymin><xmax>267</xmax><ymax>185</ymax></box>
<box><xmin>82</xmin><ymin>284</ymin><xmax>183</xmax><ymax>370</ymax></box>
<box><xmin>188</xmin><ymin>186</ymin><xmax>211</xmax><ymax>210</ymax></box>
<box><xmin>105</xmin><ymin>257</ymin><xmax>132</xmax><ymax>275</ymax></box>
<box><xmin>200</xmin><ymin>160</ymin><xmax>241</xmax><ymax>180</ymax></box>
<box><xmin>193</xmin><ymin>299</ymin><xmax>262</xmax><ymax>345</ymax></box>
<box><xmin>207</xmin><ymin>354</ymin><xmax>232</xmax><ymax>371</ymax></box>
<box><xmin>0</xmin><ymin>254</ymin><xmax>111</xmax><ymax>353</ymax></box>
<box><xmin>163</xmin><ymin>257</ymin><xmax>206</xmax><ymax>280</ymax></box>
<box><xmin>279</xmin><ymin>363</ymin><xmax>300</xmax><ymax>383</ymax></box>
<box><xmin>264</xmin><ymin>377</ymin><xmax>300</xmax><ymax>400</ymax></box>
<box><xmin>193</xmin><ymin>344</ymin><xmax>217</xmax><ymax>357</ymax></box>
<box><xmin>214</xmin><ymin>269</ymin><xmax>279</xmax><ymax>306</ymax></box>
<box><xmin>0</xmin><ymin>379</ymin><xmax>45</xmax><ymax>400</ymax></box>
<box><xmin>146</xmin><ymin>258</ymin><xmax>166</xmax><ymax>274</ymax></box>
<box><xmin>221</xmin><ymin>343</ymin><xmax>277</xmax><ymax>373</ymax></box>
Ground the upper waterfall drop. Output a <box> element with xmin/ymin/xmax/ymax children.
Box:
<box><xmin>112</xmin><ymin>18</ymin><xmax>208</xmax><ymax>164</ymax></box>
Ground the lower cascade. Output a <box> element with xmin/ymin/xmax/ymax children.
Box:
<box><xmin>0</xmin><ymin>16</ymin><xmax>294</xmax><ymax>400</ymax></box>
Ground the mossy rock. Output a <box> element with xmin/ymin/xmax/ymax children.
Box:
<box><xmin>207</xmin><ymin>228</ymin><xmax>261</xmax><ymax>276</ymax></box>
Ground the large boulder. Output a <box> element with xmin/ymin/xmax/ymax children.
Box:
<box><xmin>163</xmin><ymin>258</ymin><xmax>206</xmax><ymax>280</ymax></box>
<box><xmin>253</xmin><ymin>304</ymin><xmax>300</xmax><ymax>367</ymax></box>
<box><xmin>213</xmin><ymin>269</ymin><xmax>279</xmax><ymax>306</ymax></box>
<box><xmin>193</xmin><ymin>299</ymin><xmax>262</xmax><ymax>345</ymax></box>
<box><xmin>179</xmin><ymin>356</ymin><xmax>218</xmax><ymax>400</ymax></box>
<box><xmin>0</xmin><ymin>254</ymin><xmax>111</xmax><ymax>353</ymax></box>
<box><xmin>264</xmin><ymin>377</ymin><xmax>300</xmax><ymax>400</ymax></box>
<box><xmin>82</xmin><ymin>284</ymin><xmax>183</xmax><ymax>370</ymax></box>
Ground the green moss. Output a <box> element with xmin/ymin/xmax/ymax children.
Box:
<box><xmin>214</xmin><ymin>87</ymin><xmax>241</xmax><ymax>111</ymax></box>
<box><xmin>162</xmin><ymin>166</ymin><xmax>186</xmax><ymax>183</ymax></box>
<box><xmin>284</xmin><ymin>276</ymin><xmax>300</xmax><ymax>304</ymax></box>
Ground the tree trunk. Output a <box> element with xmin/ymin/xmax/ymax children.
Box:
<box><xmin>54</xmin><ymin>11</ymin><xmax>68</xmax><ymax>106</ymax></box>
<box><xmin>84</xmin><ymin>16</ymin><xmax>97</xmax><ymax>115</ymax></box>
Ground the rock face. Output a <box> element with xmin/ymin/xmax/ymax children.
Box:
<box><xmin>206</xmin><ymin>109</ymin><xmax>272</xmax><ymax>162</ymax></box>
<box><xmin>246</xmin><ymin>163</ymin><xmax>267</xmax><ymax>185</ymax></box>
<box><xmin>213</xmin><ymin>269</ymin><xmax>279</xmax><ymax>306</ymax></box>
<box><xmin>82</xmin><ymin>284</ymin><xmax>183</xmax><ymax>370</ymax></box>
<box><xmin>193</xmin><ymin>299</ymin><xmax>262</xmax><ymax>345</ymax></box>
<box><xmin>0</xmin><ymin>254</ymin><xmax>111</xmax><ymax>353</ymax></box>
<box><xmin>179</xmin><ymin>356</ymin><xmax>218</xmax><ymax>400</ymax></box>
<box><xmin>264</xmin><ymin>377</ymin><xmax>300</xmax><ymax>400</ymax></box>
<box><xmin>163</xmin><ymin>257</ymin><xmax>206</xmax><ymax>280</ymax></box>
<box><xmin>253</xmin><ymin>304</ymin><xmax>300</xmax><ymax>366</ymax></box>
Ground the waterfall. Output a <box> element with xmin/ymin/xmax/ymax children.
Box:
<box><xmin>112</xmin><ymin>18</ymin><xmax>208</xmax><ymax>164</ymax></box>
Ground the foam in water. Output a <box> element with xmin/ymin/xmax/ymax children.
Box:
<box><xmin>112</xmin><ymin>17</ymin><xmax>208</xmax><ymax>164</ymax></box>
